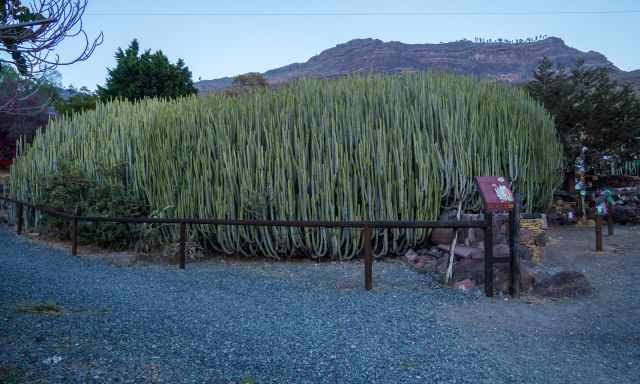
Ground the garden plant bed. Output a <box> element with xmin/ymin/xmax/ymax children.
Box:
<box><xmin>1</xmin><ymin>224</ymin><xmax>639</xmax><ymax>383</ymax></box>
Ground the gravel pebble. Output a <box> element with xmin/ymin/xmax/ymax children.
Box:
<box><xmin>1</xmin><ymin>225</ymin><xmax>639</xmax><ymax>383</ymax></box>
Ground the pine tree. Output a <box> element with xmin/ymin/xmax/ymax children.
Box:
<box><xmin>97</xmin><ymin>39</ymin><xmax>197</xmax><ymax>101</ymax></box>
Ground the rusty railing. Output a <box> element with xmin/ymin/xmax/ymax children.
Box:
<box><xmin>1</xmin><ymin>195</ymin><xmax>519</xmax><ymax>297</ymax></box>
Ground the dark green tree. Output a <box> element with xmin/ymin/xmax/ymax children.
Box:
<box><xmin>97</xmin><ymin>39</ymin><xmax>197</xmax><ymax>101</ymax></box>
<box><xmin>526</xmin><ymin>57</ymin><xmax>640</xmax><ymax>178</ymax></box>
<box><xmin>225</xmin><ymin>72</ymin><xmax>269</xmax><ymax>96</ymax></box>
<box><xmin>232</xmin><ymin>72</ymin><xmax>268</xmax><ymax>89</ymax></box>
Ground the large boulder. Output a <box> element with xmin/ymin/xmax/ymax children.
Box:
<box><xmin>612</xmin><ymin>205</ymin><xmax>640</xmax><ymax>225</ymax></box>
<box><xmin>532</xmin><ymin>271</ymin><xmax>593</xmax><ymax>298</ymax></box>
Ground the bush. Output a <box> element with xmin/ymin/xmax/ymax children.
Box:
<box><xmin>12</xmin><ymin>73</ymin><xmax>563</xmax><ymax>259</ymax></box>
<box><xmin>37</xmin><ymin>164</ymin><xmax>149</xmax><ymax>250</ymax></box>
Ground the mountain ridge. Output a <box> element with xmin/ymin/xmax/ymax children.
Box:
<box><xmin>197</xmin><ymin>37</ymin><xmax>638</xmax><ymax>92</ymax></box>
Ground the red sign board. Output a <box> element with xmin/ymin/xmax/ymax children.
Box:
<box><xmin>474</xmin><ymin>176</ymin><xmax>514</xmax><ymax>212</ymax></box>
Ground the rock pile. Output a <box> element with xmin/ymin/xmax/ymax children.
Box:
<box><xmin>547</xmin><ymin>177</ymin><xmax>640</xmax><ymax>226</ymax></box>
<box><xmin>611</xmin><ymin>187</ymin><xmax>640</xmax><ymax>224</ymax></box>
<box><xmin>519</xmin><ymin>218</ymin><xmax>548</xmax><ymax>264</ymax></box>
<box><xmin>404</xmin><ymin>209</ymin><xmax>581</xmax><ymax>295</ymax></box>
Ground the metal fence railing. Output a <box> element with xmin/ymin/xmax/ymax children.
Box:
<box><xmin>1</xmin><ymin>195</ymin><xmax>520</xmax><ymax>297</ymax></box>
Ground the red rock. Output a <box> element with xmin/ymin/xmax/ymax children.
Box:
<box><xmin>454</xmin><ymin>279</ymin><xmax>475</xmax><ymax>293</ymax></box>
<box><xmin>405</xmin><ymin>249</ymin><xmax>419</xmax><ymax>263</ymax></box>
<box><xmin>410</xmin><ymin>255</ymin><xmax>438</xmax><ymax>273</ymax></box>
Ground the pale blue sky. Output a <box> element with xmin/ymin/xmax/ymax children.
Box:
<box><xmin>55</xmin><ymin>0</ymin><xmax>640</xmax><ymax>89</ymax></box>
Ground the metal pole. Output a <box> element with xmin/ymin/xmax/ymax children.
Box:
<box><xmin>363</xmin><ymin>227</ymin><xmax>373</xmax><ymax>291</ymax></box>
<box><xmin>509</xmin><ymin>195</ymin><xmax>521</xmax><ymax>297</ymax></box>
<box><xmin>606</xmin><ymin>201</ymin><xmax>614</xmax><ymax>236</ymax></box>
<box><xmin>595</xmin><ymin>215</ymin><xmax>603</xmax><ymax>252</ymax></box>
<box><xmin>484</xmin><ymin>211</ymin><xmax>494</xmax><ymax>297</ymax></box>
<box><xmin>179</xmin><ymin>222</ymin><xmax>187</xmax><ymax>269</ymax></box>
<box><xmin>16</xmin><ymin>202</ymin><xmax>23</xmax><ymax>235</ymax></box>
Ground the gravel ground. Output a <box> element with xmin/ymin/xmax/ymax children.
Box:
<box><xmin>1</xmin><ymin>224</ymin><xmax>639</xmax><ymax>383</ymax></box>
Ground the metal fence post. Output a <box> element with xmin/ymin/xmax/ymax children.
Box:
<box><xmin>484</xmin><ymin>211</ymin><xmax>494</xmax><ymax>297</ymax></box>
<box><xmin>16</xmin><ymin>202</ymin><xmax>23</xmax><ymax>235</ymax></box>
<box><xmin>509</xmin><ymin>195</ymin><xmax>521</xmax><ymax>297</ymax></box>
<box><xmin>179</xmin><ymin>222</ymin><xmax>187</xmax><ymax>269</ymax></box>
<box><xmin>363</xmin><ymin>227</ymin><xmax>373</xmax><ymax>291</ymax></box>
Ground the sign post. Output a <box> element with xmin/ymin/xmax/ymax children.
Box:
<box><xmin>474</xmin><ymin>176</ymin><xmax>519</xmax><ymax>297</ymax></box>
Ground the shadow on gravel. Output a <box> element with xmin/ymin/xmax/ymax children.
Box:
<box><xmin>0</xmin><ymin>366</ymin><xmax>26</xmax><ymax>384</ymax></box>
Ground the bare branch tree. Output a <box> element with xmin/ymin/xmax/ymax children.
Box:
<box><xmin>1</xmin><ymin>0</ymin><xmax>103</xmax><ymax>76</ymax></box>
<box><xmin>0</xmin><ymin>0</ymin><xmax>102</xmax><ymax>114</ymax></box>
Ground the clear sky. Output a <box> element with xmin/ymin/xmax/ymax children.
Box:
<box><xmin>55</xmin><ymin>0</ymin><xmax>640</xmax><ymax>89</ymax></box>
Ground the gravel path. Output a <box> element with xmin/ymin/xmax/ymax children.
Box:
<box><xmin>1</xmin><ymin>224</ymin><xmax>639</xmax><ymax>383</ymax></box>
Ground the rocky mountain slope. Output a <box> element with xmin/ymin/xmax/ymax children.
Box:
<box><xmin>612</xmin><ymin>70</ymin><xmax>640</xmax><ymax>92</ymax></box>
<box><xmin>197</xmin><ymin>37</ymin><xmax>638</xmax><ymax>92</ymax></box>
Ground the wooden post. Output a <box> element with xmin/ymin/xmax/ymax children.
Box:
<box><xmin>16</xmin><ymin>202</ymin><xmax>23</xmax><ymax>235</ymax></box>
<box><xmin>576</xmin><ymin>193</ymin><xmax>583</xmax><ymax>220</ymax></box>
<box><xmin>595</xmin><ymin>215</ymin><xmax>603</xmax><ymax>252</ymax></box>
<box><xmin>71</xmin><ymin>207</ymin><xmax>80</xmax><ymax>256</ymax></box>
<box><xmin>363</xmin><ymin>227</ymin><xmax>373</xmax><ymax>291</ymax></box>
<box><xmin>179</xmin><ymin>222</ymin><xmax>187</xmax><ymax>269</ymax></box>
<box><xmin>509</xmin><ymin>194</ymin><xmax>521</xmax><ymax>297</ymax></box>
<box><xmin>484</xmin><ymin>211</ymin><xmax>494</xmax><ymax>297</ymax></box>
<box><xmin>606</xmin><ymin>201</ymin><xmax>614</xmax><ymax>236</ymax></box>
<box><xmin>71</xmin><ymin>218</ymin><xmax>79</xmax><ymax>256</ymax></box>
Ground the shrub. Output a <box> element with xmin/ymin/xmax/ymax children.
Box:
<box><xmin>11</xmin><ymin>73</ymin><xmax>563</xmax><ymax>259</ymax></box>
<box><xmin>37</xmin><ymin>164</ymin><xmax>148</xmax><ymax>250</ymax></box>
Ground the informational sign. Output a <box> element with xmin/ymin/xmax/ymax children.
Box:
<box><xmin>474</xmin><ymin>176</ymin><xmax>514</xmax><ymax>212</ymax></box>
